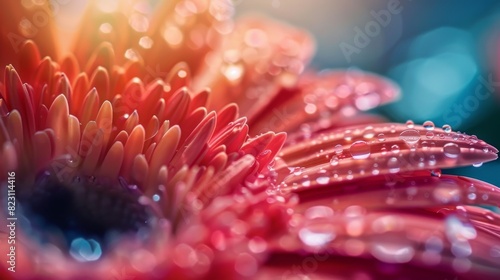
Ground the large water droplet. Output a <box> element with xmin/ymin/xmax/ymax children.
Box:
<box><xmin>443</xmin><ymin>143</ymin><xmax>460</xmax><ymax>159</ymax></box>
<box><xmin>399</xmin><ymin>129</ymin><xmax>420</xmax><ymax>145</ymax></box>
<box><xmin>350</xmin><ymin>141</ymin><xmax>371</xmax><ymax>160</ymax></box>
<box><xmin>405</xmin><ymin>120</ymin><xmax>414</xmax><ymax>128</ymax></box>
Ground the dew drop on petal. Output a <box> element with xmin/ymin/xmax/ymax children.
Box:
<box><xmin>350</xmin><ymin>141</ymin><xmax>371</xmax><ymax>160</ymax></box>
<box><xmin>370</xmin><ymin>239</ymin><xmax>415</xmax><ymax>263</ymax></box>
<box><xmin>387</xmin><ymin>157</ymin><xmax>400</xmax><ymax>173</ymax></box>
<box><xmin>298</xmin><ymin>224</ymin><xmax>336</xmax><ymax>247</ymax></box>
<box><xmin>304</xmin><ymin>205</ymin><xmax>334</xmax><ymax>219</ymax></box>
<box><xmin>363</xmin><ymin>126</ymin><xmax>375</xmax><ymax>139</ymax></box>
<box><xmin>467</xmin><ymin>193</ymin><xmax>477</xmax><ymax>200</ymax></box>
<box><xmin>442</xmin><ymin>124</ymin><xmax>452</xmax><ymax>133</ymax></box>
<box><xmin>428</xmin><ymin>155</ymin><xmax>437</xmax><ymax>166</ymax></box>
<box><xmin>399</xmin><ymin>129</ymin><xmax>420</xmax><ymax>145</ymax></box>
<box><xmin>301</xmin><ymin>176</ymin><xmax>311</xmax><ymax>187</ymax></box>
<box><xmin>344</xmin><ymin>130</ymin><xmax>353</xmax><ymax>141</ymax></box>
<box><xmin>381</xmin><ymin>146</ymin><xmax>387</xmax><ymax>155</ymax></box>
<box><xmin>316</xmin><ymin>176</ymin><xmax>330</xmax><ymax>185</ymax></box>
<box><xmin>426</xmin><ymin>132</ymin><xmax>434</xmax><ymax>139</ymax></box>
<box><xmin>405</xmin><ymin>120</ymin><xmax>414</xmax><ymax>128</ymax></box>
<box><xmin>334</xmin><ymin>144</ymin><xmax>343</xmax><ymax>155</ymax></box>
<box><xmin>391</xmin><ymin>145</ymin><xmax>400</xmax><ymax>154</ymax></box>
<box><xmin>443</xmin><ymin>143</ymin><xmax>460</xmax><ymax>159</ymax></box>
<box><xmin>423</xmin><ymin>121</ymin><xmax>435</xmax><ymax>131</ymax></box>
<box><xmin>377</xmin><ymin>133</ymin><xmax>385</xmax><ymax>142</ymax></box>
<box><xmin>472</xmin><ymin>162</ymin><xmax>483</xmax><ymax>167</ymax></box>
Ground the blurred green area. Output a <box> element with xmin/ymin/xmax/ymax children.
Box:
<box><xmin>235</xmin><ymin>0</ymin><xmax>500</xmax><ymax>186</ymax></box>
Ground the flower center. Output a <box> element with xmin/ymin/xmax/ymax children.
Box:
<box><xmin>19</xmin><ymin>172</ymin><xmax>155</xmax><ymax>261</ymax></box>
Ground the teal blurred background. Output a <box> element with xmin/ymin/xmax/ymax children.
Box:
<box><xmin>234</xmin><ymin>0</ymin><xmax>500</xmax><ymax>186</ymax></box>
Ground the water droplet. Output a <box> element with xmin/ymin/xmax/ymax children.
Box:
<box><xmin>131</xmin><ymin>249</ymin><xmax>157</xmax><ymax>273</ymax></box>
<box><xmin>428</xmin><ymin>155</ymin><xmax>437</xmax><ymax>166</ymax></box>
<box><xmin>423</xmin><ymin>121</ymin><xmax>435</xmax><ymax>131</ymax></box>
<box><xmin>299</xmin><ymin>224</ymin><xmax>336</xmax><ymax>247</ymax></box>
<box><xmin>316</xmin><ymin>176</ymin><xmax>330</xmax><ymax>185</ymax></box>
<box><xmin>350</xmin><ymin>141</ymin><xmax>371</xmax><ymax>160</ymax></box>
<box><xmin>301</xmin><ymin>176</ymin><xmax>311</xmax><ymax>187</ymax></box>
<box><xmin>330</xmin><ymin>156</ymin><xmax>339</xmax><ymax>166</ymax></box>
<box><xmin>343</xmin><ymin>130</ymin><xmax>353</xmax><ymax>141</ymax></box>
<box><xmin>152</xmin><ymin>194</ymin><xmax>160</xmax><ymax>202</ymax></box>
<box><xmin>370</xmin><ymin>239</ymin><xmax>415</xmax><ymax>263</ymax></box>
<box><xmin>391</xmin><ymin>145</ymin><xmax>400</xmax><ymax>154</ymax></box>
<box><xmin>405</xmin><ymin>120</ymin><xmax>415</xmax><ymax>128</ymax></box>
<box><xmin>443</xmin><ymin>143</ymin><xmax>460</xmax><ymax>159</ymax></box>
<box><xmin>399</xmin><ymin>129</ymin><xmax>420</xmax><ymax>145</ymax></box>
<box><xmin>334</xmin><ymin>144</ymin><xmax>343</xmax><ymax>155</ymax></box>
<box><xmin>293</xmin><ymin>167</ymin><xmax>304</xmax><ymax>176</ymax></box>
<box><xmin>377</xmin><ymin>133</ymin><xmax>385</xmax><ymax>142</ymax></box>
<box><xmin>472</xmin><ymin>162</ymin><xmax>483</xmax><ymax>167</ymax></box>
<box><xmin>467</xmin><ymin>193</ymin><xmax>476</xmax><ymax>200</ymax></box>
<box><xmin>469</xmin><ymin>135</ymin><xmax>478</xmax><ymax>144</ymax></box>
<box><xmin>363</xmin><ymin>126</ymin><xmax>375</xmax><ymax>139</ymax></box>
<box><xmin>426</xmin><ymin>132</ymin><xmax>434</xmax><ymax>139</ymax></box>
<box><xmin>387</xmin><ymin>157</ymin><xmax>400</xmax><ymax>173</ymax></box>
<box><xmin>304</xmin><ymin>206</ymin><xmax>334</xmax><ymax>219</ymax></box>
<box><xmin>442</xmin><ymin>124</ymin><xmax>452</xmax><ymax>133</ymax></box>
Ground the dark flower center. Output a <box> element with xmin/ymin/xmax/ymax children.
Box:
<box><xmin>19</xmin><ymin>172</ymin><xmax>155</xmax><ymax>261</ymax></box>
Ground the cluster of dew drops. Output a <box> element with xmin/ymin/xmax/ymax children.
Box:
<box><xmin>269</xmin><ymin>120</ymin><xmax>492</xmax><ymax>195</ymax></box>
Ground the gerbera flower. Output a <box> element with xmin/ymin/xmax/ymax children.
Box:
<box><xmin>1</xmin><ymin>1</ymin><xmax>499</xmax><ymax>279</ymax></box>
